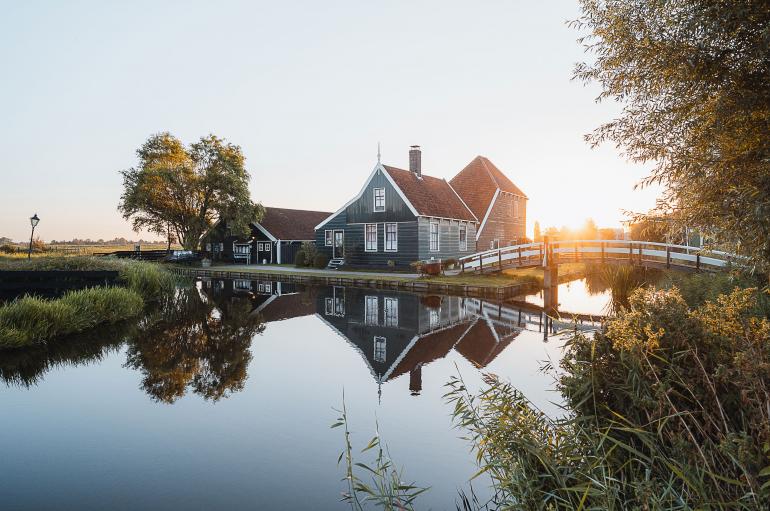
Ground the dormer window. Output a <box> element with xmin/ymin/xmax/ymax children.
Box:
<box><xmin>373</xmin><ymin>188</ymin><xmax>385</xmax><ymax>212</ymax></box>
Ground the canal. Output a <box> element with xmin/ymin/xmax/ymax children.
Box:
<box><xmin>0</xmin><ymin>277</ymin><xmax>611</xmax><ymax>510</ymax></box>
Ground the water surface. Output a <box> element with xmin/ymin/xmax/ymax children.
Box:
<box><xmin>0</xmin><ymin>277</ymin><xmax>610</xmax><ymax>510</ymax></box>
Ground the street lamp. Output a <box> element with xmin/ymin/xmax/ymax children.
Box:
<box><xmin>28</xmin><ymin>213</ymin><xmax>40</xmax><ymax>260</ymax></box>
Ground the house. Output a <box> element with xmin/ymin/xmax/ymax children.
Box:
<box><xmin>450</xmin><ymin>156</ymin><xmax>528</xmax><ymax>250</ymax></box>
<box><xmin>204</xmin><ymin>206</ymin><xmax>331</xmax><ymax>265</ymax></box>
<box><xmin>314</xmin><ymin>146</ymin><xmax>479</xmax><ymax>269</ymax></box>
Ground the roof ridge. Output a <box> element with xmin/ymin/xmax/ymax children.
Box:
<box><xmin>477</xmin><ymin>155</ymin><xmax>501</xmax><ymax>190</ymax></box>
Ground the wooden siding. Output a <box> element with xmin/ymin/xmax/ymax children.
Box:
<box><xmin>315</xmin><ymin>210</ymin><xmax>348</xmax><ymax>259</ymax></box>
<box><xmin>417</xmin><ymin>218</ymin><xmax>477</xmax><ymax>261</ymax></box>
<box><xmin>478</xmin><ymin>192</ymin><xmax>527</xmax><ymax>250</ymax></box>
<box><xmin>345</xmin><ymin>168</ymin><xmax>417</xmax><ymax>223</ymax></box>
<box><xmin>343</xmin><ymin>221</ymin><xmax>418</xmax><ymax>268</ymax></box>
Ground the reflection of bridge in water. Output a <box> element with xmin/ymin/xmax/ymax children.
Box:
<box><xmin>200</xmin><ymin>278</ymin><xmax>601</xmax><ymax>399</ymax></box>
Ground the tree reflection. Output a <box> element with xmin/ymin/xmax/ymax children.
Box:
<box><xmin>124</xmin><ymin>285</ymin><xmax>264</xmax><ymax>403</ymax></box>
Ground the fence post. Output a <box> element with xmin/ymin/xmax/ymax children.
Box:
<box><xmin>461</xmin><ymin>258</ymin><xmax>465</xmax><ymax>273</ymax></box>
<box><xmin>601</xmin><ymin>242</ymin><xmax>605</xmax><ymax>262</ymax></box>
<box><xmin>518</xmin><ymin>246</ymin><xmax>522</xmax><ymax>266</ymax></box>
<box><xmin>666</xmin><ymin>246</ymin><xmax>671</xmax><ymax>268</ymax></box>
<box><xmin>629</xmin><ymin>244</ymin><xmax>633</xmax><ymax>262</ymax></box>
<box><xmin>479</xmin><ymin>254</ymin><xmax>483</xmax><ymax>273</ymax></box>
<box><xmin>639</xmin><ymin>244</ymin><xmax>643</xmax><ymax>264</ymax></box>
<box><xmin>498</xmin><ymin>249</ymin><xmax>502</xmax><ymax>271</ymax></box>
<box><xmin>696</xmin><ymin>253</ymin><xmax>701</xmax><ymax>272</ymax></box>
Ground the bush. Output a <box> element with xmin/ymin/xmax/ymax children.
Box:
<box><xmin>447</xmin><ymin>286</ymin><xmax>770</xmax><ymax>509</ymax></box>
<box><xmin>313</xmin><ymin>253</ymin><xmax>329</xmax><ymax>269</ymax></box>
<box><xmin>294</xmin><ymin>250</ymin><xmax>306</xmax><ymax>267</ymax></box>
<box><xmin>0</xmin><ymin>287</ymin><xmax>144</xmax><ymax>348</ymax></box>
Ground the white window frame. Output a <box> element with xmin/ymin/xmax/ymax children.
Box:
<box><xmin>325</xmin><ymin>230</ymin><xmax>333</xmax><ymax>246</ymax></box>
<box><xmin>384</xmin><ymin>223</ymin><xmax>398</xmax><ymax>252</ymax></box>
<box><xmin>383</xmin><ymin>297</ymin><xmax>398</xmax><ymax>327</ymax></box>
<box><xmin>364</xmin><ymin>296</ymin><xmax>378</xmax><ymax>325</ymax></box>
<box><xmin>373</xmin><ymin>188</ymin><xmax>385</xmax><ymax>212</ymax></box>
<box><xmin>459</xmin><ymin>224</ymin><xmax>467</xmax><ymax>251</ymax></box>
<box><xmin>325</xmin><ymin>298</ymin><xmax>334</xmax><ymax>316</ymax></box>
<box><xmin>429</xmin><ymin>221</ymin><xmax>440</xmax><ymax>252</ymax></box>
<box><xmin>429</xmin><ymin>308</ymin><xmax>440</xmax><ymax>329</ymax></box>
<box><xmin>365</xmin><ymin>223</ymin><xmax>378</xmax><ymax>252</ymax></box>
<box><xmin>373</xmin><ymin>336</ymin><xmax>386</xmax><ymax>363</ymax></box>
<box><xmin>264</xmin><ymin>243</ymin><xmax>271</xmax><ymax>252</ymax></box>
<box><xmin>491</xmin><ymin>239</ymin><xmax>500</xmax><ymax>250</ymax></box>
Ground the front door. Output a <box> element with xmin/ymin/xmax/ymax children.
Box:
<box><xmin>333</xmin><ymin>230</ymin><xmax>344</xmax><ymax>259</ymax></box>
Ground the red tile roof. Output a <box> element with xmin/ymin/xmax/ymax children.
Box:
<box><xmin>382</xmin><ymin>166</ymin><xmax>477</xmax><ymax>222</ymax></box>
<box><xmin>255</xmin><ymin>207</ymin><xmax>332</xmax><ymax>241</ymax></box>
<box><xmin>449</xmin><ymin>156</ymin><xmax>527</xmax><ymax>221</ymax></box>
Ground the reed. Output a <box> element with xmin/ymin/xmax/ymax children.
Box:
<box><xmin>0</xmin><ymin>287</ymin><xmax>144</xmax><ymax>348</ymax></box>
<box><xmin>444</xmin><ymin>286</ymin><xmax>770</xmax><ymax>510</ymax></box>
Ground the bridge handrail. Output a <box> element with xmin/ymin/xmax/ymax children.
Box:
<box><xmin>458</xmin><ymin>242</ymin><xmax>542</xmax><ymax>263</ymax></box>
<box><xmin>459</xmin><ymin>239</ymin><xmax>738</xmax><ymax>272</ymax></box>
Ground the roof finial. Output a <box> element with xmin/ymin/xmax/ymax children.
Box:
<box><xmin>377</xmin><ymin>142</ymin><xmax>381</xmax><ymax>163</ymax></box>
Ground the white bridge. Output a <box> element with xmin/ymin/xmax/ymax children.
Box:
<box><xmin>459</xmin><ymin>239</ymin><xmax>738</xmax><ymax>274</ymax></box>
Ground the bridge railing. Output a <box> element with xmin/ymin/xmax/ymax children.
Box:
<box><xmin>460</xmin><ymin>240</ymin><xmax>737</xmax><ymax>273</ymax></box>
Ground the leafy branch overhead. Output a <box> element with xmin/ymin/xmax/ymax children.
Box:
<box><xmin>573</xmin><ymin>0</ymin><xmax>770</xmax><ymax>270</ymax></box>
<box><xmin>118</xmin><ymin>132</ymin><xmax>263</xmax><ymax>250</ymax></box>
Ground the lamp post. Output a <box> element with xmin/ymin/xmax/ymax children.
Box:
<box><xmin>28</xmin><ymin>213</ymin><xmax>40</xmax><ymax>260</ymax></box>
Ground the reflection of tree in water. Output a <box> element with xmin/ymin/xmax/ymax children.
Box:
<box><xmin>584</xmin><ymin>263</ymin><xmax>663</xmax><ymax>314</ymax></box>
<box><xmin>124</xmin><ymin>285</ymin><xmax>265</xmax><ymax>404</ymax></box>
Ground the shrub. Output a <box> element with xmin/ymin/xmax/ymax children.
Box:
<box><xmin>0</xmin><ymin>287</ymin><xmax>144</xmax><ymax>348</ymax></box>
<box><xmin>446</xmin><ymin>286</ymin><xmax>770</xmax><ymax>509</ymax></box>
<box><xmin>313</xmin><ymin>253</ymin><xmax>329</xmax><ymax>269</ymax></box>
<box><xmin>294</xmin><ymin>250</ymin><xmax>306</xmax><ymax>267</ymax></box>
<box><xmin>300</xmin><ymin>241</ymin><xmax>318</xmax><ymax>263</ymax></box>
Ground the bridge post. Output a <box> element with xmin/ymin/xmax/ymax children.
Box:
<box><xmin>498</xmin><ymin>249</ymin><xmax>502</xmax><ymax>271</ymax></box>
<box><xmin>542</xmin><ymin>235</ymin><xmax>559</xmax><ymax>316</ymax></box>
<box><xmin>666</xmin><ymin>246</ymin><xmax>671</xmax><ymax>269</ymax></box>
<box><xmin>696</xmin><ymin>253</ymin><xmax>701</xmax><ymax>272</ymax></box>
<box><xmin>479</xmin><ymin>254</ymin><xmax>483</xmax><ymax>273</ymax></box>
<box><xmin>518</xmin><ymin>246</ymin><xmax>522</xmax><ymax>266</ymax></box>
<box><xmin>601</xmin><ymin>241</ymin><xmax>605</xmax><ymax>262</ymax></box>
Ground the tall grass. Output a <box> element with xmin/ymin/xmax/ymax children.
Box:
<box><xmin>0</xmin><ymin>287</ymin><xmax>144</xmax><ymax>348</ymax></box>
<box><xmin>443</xmin><ymin>286</ymin><xmax>770</xmax><ymax>509</ymax></box>
<box><xmin>0</xmin><ymin>257</ymin><xmax>177</xmax><ymax>348</ymax></box>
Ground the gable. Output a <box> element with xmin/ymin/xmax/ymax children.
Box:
<box><xmin>345</xmin><ymin>167</ymin><xmax>417</xmax><ymax>223</ymax></box>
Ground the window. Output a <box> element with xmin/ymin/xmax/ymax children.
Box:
<box><xmin>459</xmin><ymin>224</ymin><xmax>467</xmax><ymax>251</ymax></box>
<box><xmin>234</xmin><ymin>280</ymin><xmax>251</xmax><ymax>290</ymax></box>
<box><xmin>264</xmin><ymin>243</ymin><xmax>271</xmax><ymax>252</ymax></box>
<box><xmin>373</xmin><ymin>336</ymin><xmax>386</xmax><ymax>363</ymax></box>
<box><xmin>257</xmin><ymin>242</ymin><xmax>264</xmax><ymax>251</ymax></box>
<box><xmin>365</xmin><ymin>223</ymin><xmax>378</xmax><ymax>252</ymax></box>
<box><xmin>383</xmin><ymin>298</ymin><xmax>398</xmax><ymax>327</ymax></box>
<box><xmin>513</xmin><ymin>198</ymin><xmax>520</xmax><ymax>218</ymax></box>
<box><xmin>365</xmin><ymin>296</ymin><xmax>378</xmax><ymax>325</ymax></box>
<box><xmin>384</xmin><ymin>223</ymin><xmax>398</xmax><ymax>251</ymax></box>
<box><xmin>325</xmin><ymin>298</ymin><xmax>334</xmax><ymax>315</ymax></box>
<box><xmin>325</xmin><ymin>230</ymin><xmax>333</xmax><ymax>246</ymax></box>
<box><xmin>429</xmin><ymin>221</ymin><xmax>439</xmax><ymax>252</ymax></box>
<box><xmin>429</xmin><ymin>308</ymin><xmax>440</xmax><ymax>329</ymax></box>
<box><xmin>234</xmin><ymin>243</ymin><xmax>250</xmax><ymax>255</ymax></box>
<box><xmin>205</xmin><ymin>243</ymin><xmax>212</xmax><ymax>251</ymax></box>
<box><xmin>373</xmin><ymin>188</ymin><xmax>385</xmax><ymax>212</ymax></box>
<box><xmin>491</xmin><ymin>239</ymin><xmax>500</xmax><ymax>250</ymax></box>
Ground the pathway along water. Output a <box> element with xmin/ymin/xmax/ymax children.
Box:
<box><xmin>0</xmin><ymin>277</ymin><xmax>613</xmax><ymax>510</ymax></box>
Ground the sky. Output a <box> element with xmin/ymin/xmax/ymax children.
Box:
<box><xmin>0</xmin><ymin>0</ymin><xmax>660</xmax><ymax>242</ymax></box>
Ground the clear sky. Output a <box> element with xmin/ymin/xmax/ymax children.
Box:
<box><xmin>0</xmin><ymin>0</ymin><xmax>659</xmax><ymax>242</ymax></box>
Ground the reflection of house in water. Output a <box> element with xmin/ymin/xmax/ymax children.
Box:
<box><xmin>199</xmin><ymin>278</ymin><xmax>316</xmax><ymax>323</ymax></box>
<box><xmin>315</xmin><ymin>287</ymin><xmax>532</xmax><ymax>397</ymax></box>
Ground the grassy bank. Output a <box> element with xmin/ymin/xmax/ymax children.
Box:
<box><xmin>0</xmin><ymin>257</ymin><xmax>176</xmax><ymax>348</ymax></box>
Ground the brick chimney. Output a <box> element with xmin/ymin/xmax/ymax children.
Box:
<box><xmin>409</xmin><ymin>145</ymin><xmax>421</xmax><ymax>177</ymax></box>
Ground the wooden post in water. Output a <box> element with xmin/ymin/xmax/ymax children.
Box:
<box><xmin>542</xmin><ymin>235</ymin><xmax>559</xmax><ymax>316</ymax></box>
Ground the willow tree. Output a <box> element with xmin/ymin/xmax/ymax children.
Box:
<box><xmin>574</xmin><ymin>0</ymin><xmax>770</xmax><ymax>269</ymax></box>
<box><xmin>119</xmin><ymin>133</ymin><xmax>263</xmax><ymax>250</ymax></box>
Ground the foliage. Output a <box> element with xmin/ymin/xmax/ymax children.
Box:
<box><xmin>332</xmin><ymin>396</ymin><xmax>428</xmax><ymax>510</ymax></box>
<box><xmin>573</xmin><ymin>0</ymin><xmax>770</xmax><ymax>269</ymax></box>
<box><xmin>0</xmin><ymin>287</ymin><xmax>144</xmax><ymax>348</ymax></box>
<box><xmin>313</xmin><ymin>253</ymin><xmax>329</xmax><ymax>269</ymax></box>
<box><xmin>294</xmin><ymin>250</ymin><xmax>306</xmax><ymax>267</ymax></box>
<box><xmin>446</xmin><ymin>286</ymin><xmax>770</xmax><ymax>509</ymax></box>
<box><xmin>628</xmin><ymin>218</ymin><xmax>668</xmax><ymax>243</ymax></box>
<box><xmin>118</xmin><ymin>132</ymin><xmax>263</xmax><ymax>250</ymax></box>
<box><xmin>660</xmin><ymin>269</ymin><xmax>770</xmax><ymax>314</ymax></box>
